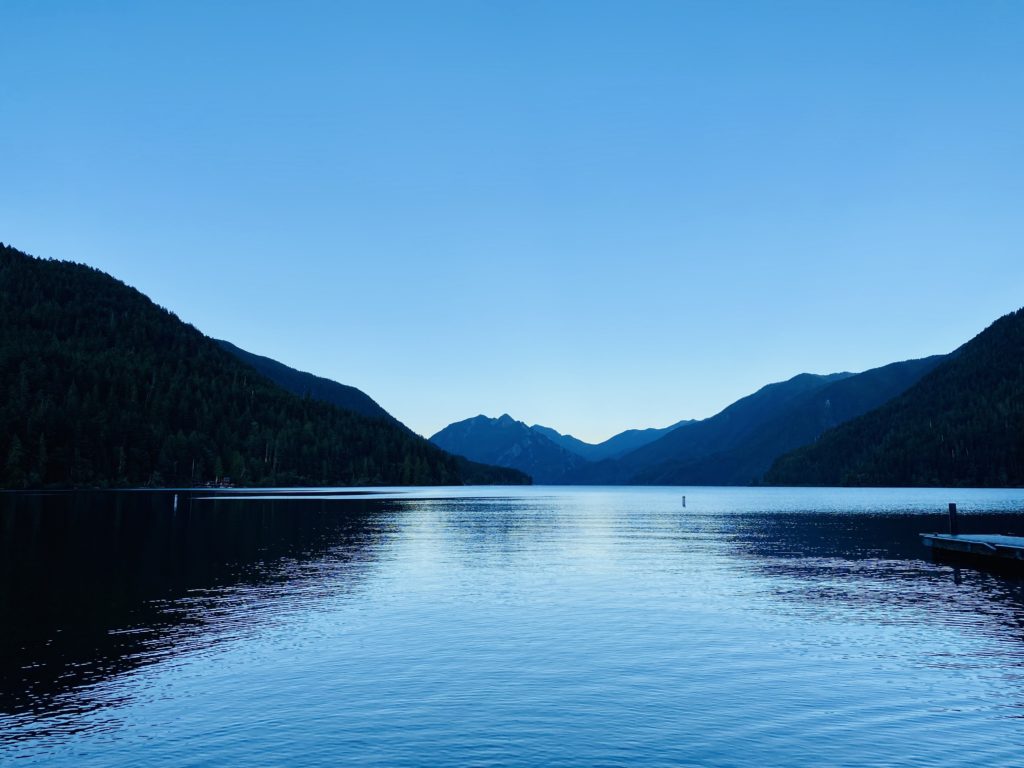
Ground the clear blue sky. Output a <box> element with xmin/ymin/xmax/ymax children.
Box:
<box><xmin>2</xmin><ymin>2</ymin><xmax>1022</xmax><ymax>443</ymax></box>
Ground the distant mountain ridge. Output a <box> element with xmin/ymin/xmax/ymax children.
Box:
<box><xmin>531</xmin><ymin>420</ymin><xmax>694</xmax><ymax>462</ymax></box>
<box><xmin>765</xmin><ymin>308</ymin><xmax>1024</xmax><ymax>487</ymax></box>
<box><xmin>433</xmin><ymin>352</ymin><xmax>946</xmax><ymax>487</ymax></box>
<box><xmin>216</xmin><ymin>339</ymin><xmax>396</xmax><ymax>424</ymax></box>
<box><xmin>567</xmin><ymin>357</ymin><xmax>945</xmax><ymax>485</ymax></box>
<box><xmin>429</xmin><ymin>415</ymin><xmax>694</xmax><ymax>483</ymax></box>
<box><xmin>430</xmin><ymin>415</ymin><xmax>588</xmax><ymax>484</ymax></box>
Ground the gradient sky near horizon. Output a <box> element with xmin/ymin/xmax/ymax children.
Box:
<box><xmin>2</xmin><ymin>2</ymin><xmax>1022</xmax><ymax>443</ymax></box>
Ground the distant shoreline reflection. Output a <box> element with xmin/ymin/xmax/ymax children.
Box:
<box><xmin>1</xmin><ymin>491</ymin><xmax>397</xmax><ymax>720</ymax></box>
<box><xmin>4</xmin><ymin>487</ymin><xmax>1024</xmax><ymax>766</ymax></box>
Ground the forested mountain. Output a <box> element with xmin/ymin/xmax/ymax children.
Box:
<box><xmin>430</xmin><ymin>414</ymin><xmax>587</xmax><ymax>483</ymax></box>
<box><xmin>566</xmin><ymin>356</ymin><xmax>945</xmax><ymax>485</ymax></box>
<box><xmin>218</xmin><ymin>338</ymin><xmax>519</xmax><ymax>485</ymax></box>
<box><xmin>434</xmin><ymin>353</ymin><xmax>943</xmax><ymax>487</ymax></box>
<box><xmin>531</xmin><ymin>420</ymin><xmax>694</xmax><ymax>462</ymax></box>
<box><xmin>0</xmin><ymin>244</ymin><xmax>528</xmax><ymax>488</ymax></box>
<box><xmin>217</xmin><ymin>339</ymin><xmax>395</xmax><ymax>423</ymax></box>
<box><xmin>765</xmin><ymin>308</ymin><xmax>1024</xmax><ymax>487</ymax></box>
<box><xmin>565</xmin><ymin>372</ymin><xmax>848</xmax><ymax>484</ymax></box>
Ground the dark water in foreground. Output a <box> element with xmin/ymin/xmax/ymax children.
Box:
<box><xmin>3</xmin><ymin>486</ymin><xmax>1024</xmax><ymax>766</ymax></box>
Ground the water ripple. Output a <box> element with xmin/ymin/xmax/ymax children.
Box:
<box><xmin>3</xmin><ymin>487</ymin><xmax>1024</xmax><ymax>765</ymax></box>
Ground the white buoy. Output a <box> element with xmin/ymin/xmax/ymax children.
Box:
<box><xmin>173</xmin><ymin>493</ymin><xmax>179</xmax><ymax>512</ymax></box>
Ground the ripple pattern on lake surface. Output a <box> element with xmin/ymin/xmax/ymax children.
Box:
<box><xmin>3</xmin><ymin>486</ymin><xmax>1024</xmax><ymax>766</ymax></box>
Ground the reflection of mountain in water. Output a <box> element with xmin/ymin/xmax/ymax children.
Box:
<box><xmin>0</xmin><ymin>491</ymin><xmax>392</xmax><ymax>718</ymax></box>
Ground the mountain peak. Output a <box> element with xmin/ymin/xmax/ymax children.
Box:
<box><xmin>430</xmin><ymin>414</ymin><xmax>586</xmax><ymax>484</ymax></box>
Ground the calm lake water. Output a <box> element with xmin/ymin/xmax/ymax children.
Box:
<box><xmin>3</xmin><ymin>486</ymin><xmax>1024</xmax><ymax>766</ymax></box>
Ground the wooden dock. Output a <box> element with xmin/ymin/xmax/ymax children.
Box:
<box><xmin>920</xmin><ymin>533</ymin><xmax>1024</xmax><ymax>565</ymax></box>
<box><xmin>920</xmin><ymin>503</ymin><xmax>1024</xmax><ymax>569</ymax></box>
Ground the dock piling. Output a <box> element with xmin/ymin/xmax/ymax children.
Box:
<box><xmin>921</xmin><ymin>505</ymin><xmax>1024</xmax><ymax>569</ymax></box>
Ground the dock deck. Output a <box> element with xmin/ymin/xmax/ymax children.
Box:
<box><xmin>921</xmin><ymin>533</ymin><xmax>1024</xmax><ymax>565</ymax></box>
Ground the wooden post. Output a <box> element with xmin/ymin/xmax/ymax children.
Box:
<box><xmin>948</xmin><ymin>502</ymin><xmax>959</xmax><ymax>536</ymax></box>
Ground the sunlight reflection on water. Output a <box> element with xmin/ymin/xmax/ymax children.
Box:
<box><xmin>3</xmin><ymin>486</ymin><xmax>1024</xmax><ymax>766</ymax></box>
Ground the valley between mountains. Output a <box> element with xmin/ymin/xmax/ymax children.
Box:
<box><xmin>2</xmin><ymin>242</ymin><xmax>1021</xmax><ymax>488</ymax></box>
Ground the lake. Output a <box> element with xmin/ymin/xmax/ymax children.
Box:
<box><xmin>3</xmin><ymin>486</ymin><xmax>1024</xmax><ymax>766</ymax></box>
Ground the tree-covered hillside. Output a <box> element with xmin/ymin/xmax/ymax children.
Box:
<box><xmin>565</xmin><ymin>356</ymin><xmax>944</xmax><ymax>486</ymax></box>
<box><xmin>765</xmin><ymin>308</ymin><xmax>1024</xmax><ymax>487</ymax></box>
<box><xmin>0</xmin><ymin>244</ymin><xmax>528</xmax><ymax>488</ymax></box>
<box><xmin>216</xmin><ymin>339</ymin><xmax>397</xmax><ymax>424</ymax></box>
